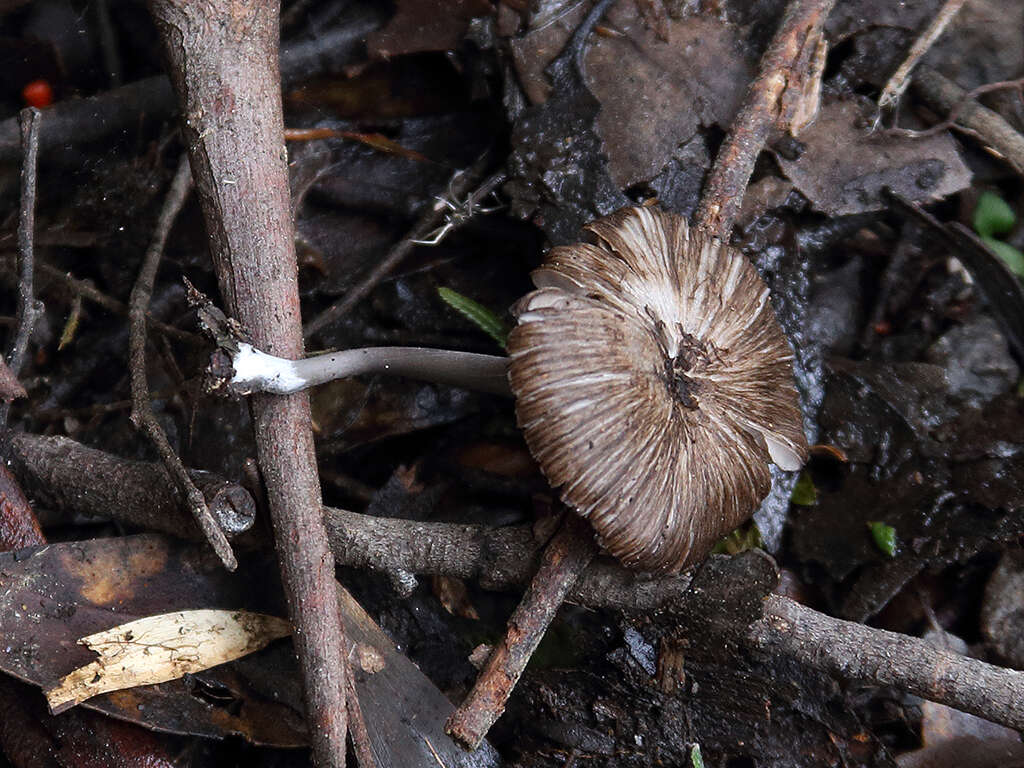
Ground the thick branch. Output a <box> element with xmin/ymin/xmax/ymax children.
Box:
<box><xmin>148</xmin><ymin>1</ymin><xmax>348</xmax><ymax>764</ymax></box>
<box><xmin>752</xmin><ymin>595</ymin><xmax>1024</xmax><ymax>732</ymax></box>
<box><xmin>0</xmin><ymin>429</ymin><xmax>255</xmax><ymax>537</ymax></box>
<box><xmin>694</xmin><ymin>0</ymin><xmax>835</xmax><ymax>239</ymax></box>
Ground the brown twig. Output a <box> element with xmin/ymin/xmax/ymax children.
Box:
<box><xmin>128</xmin><ymin>156</ymin><xmax>237</xmax><ymax>570</ymax></box>
<box><xmin>694</xmin><ymin>0</ymin><xmax>836</xmax><ymax>240</ymax></box>
<box><xmin>751</xmin><ymin>594</ymin><xmax>1024</xmax><ymax>732</ymax></box>
<box><xmin>1</xmin><ymin>429</ymin><xmax>256</xmax><ymax>538</ymax></box>
<box><xmin>446</xmin><ymin>515</ymin><xmax>599</xmax><ymax>749</ymax></box>
<box><xmin>885</xmin><ymin>77</ymin><xmax>1024</xmax><ymax>140</ymax></box>
<box><xmin>149</xmin><ymin>1</ymin><xmax>349</xmax><ymax>764</ymax></box>
<box><xmin>4</xmin><ymin>424</ymin><xmax>1022</xmax><ymax>734</ymax></box>
<box><xmin>303</xmin><ymin>160</ymin><xmax>502</xmax><ymax>339</ymax></box>
<box><xmin>344</xmin><ymin>653</ymin><xmax>379</xmax><ymax>768</ymax></box>
<box><xmin>1</xmin><ymin>108</ymin><xmax>43</xmax><ymax>427</ymax></box>
<box><xmin>908</xmin><ymin>68</ymin><xmax>1024</xmax><ymax>177</ymax></box>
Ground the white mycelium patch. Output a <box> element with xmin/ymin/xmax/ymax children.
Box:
<box><xmin>508</xmin><ymin>206</ymin><xmax>808</xmax><ymax>573</ymax></box>
<box><xmin>230</xmin><ymin>343</ymin><xmax>307</xmax><ymax>395</ymax></box>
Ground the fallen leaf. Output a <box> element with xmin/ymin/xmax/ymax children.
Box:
<box><xmin>45</xmin><ymin>610</ymin><xmax>291</xmax><ymax>714</ymax></box>
<box><xmin>775</xmin><ymin>99</ymin><xmax>971</xmax><ymax>215</ymax></box>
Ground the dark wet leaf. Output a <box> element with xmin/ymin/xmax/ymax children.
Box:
<box><xmin>0</xmin><ymin>536</ymin><xmax>501</xmax><ymax>766</ymax></box>
<box><xmin>367</xmin><ymin>0</ymin><xmax>493</xmax><ymax>59</ymax></box>
<box><xmin>0</xmin><ymin>536</ymin><xmax>305</xmax><ymax>746</ymax></box>
<box><xmin>508</xmin><ymin>2</ymin><xmax>750</xmax><ymax>189</ymax></box>
<box><xmin>774</xmin><ymin>100</ymin><xmax>971</xmax><ymax>215</ymax></box>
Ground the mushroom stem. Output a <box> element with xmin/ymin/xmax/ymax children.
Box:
<box><xmin>229</xmin><ymin>343</ymin><xmax>512</xmax><ymax>397</ymax></box>
<box><xmin>445</xmin><ymin>515</ymin><xmax>599</xmax><ymax>750</ymax></box>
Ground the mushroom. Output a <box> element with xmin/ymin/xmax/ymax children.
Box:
<box><xmin>507</xmin><ymin>205</ymin><xmax>807</xmax><ymax>573</ymax></box>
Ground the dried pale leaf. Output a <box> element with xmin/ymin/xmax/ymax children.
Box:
<box><xmin>45</xmin><ymin>610</ymin><xmax>291</xmax><ymax>713</ymax></box>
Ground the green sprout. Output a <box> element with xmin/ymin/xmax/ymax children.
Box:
<box><xmin>437</xmin><ymin>287</ymin><xmax>510</xmax><ymax>349</ymax></box>
<box><xmin>691</xmin><ymin>744</ymin><xmax>705</xmax><ymax>768</ymax></box>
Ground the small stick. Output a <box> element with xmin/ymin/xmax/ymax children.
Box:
<box><xmin>876</xmin><ymin>0</ymin><xmax>966</xmax><ymax>113</ymax></box>
<box><xmin>694</xmin><ymin>0</ymin><xmax>836</xmax><ymax>240</ymax></box>
<box><xmin>751</xmin><ymin>594</ymin><xmax>1024</xmax><ymax>732</ymax></box>
<box><xmin>1</xmin><ymin>107</ymin><xmax>43</xmax><ymax>427</ymax></box>
<box><xmin>344</xmin><ymin>653</ymin><xmax>379</xmax><ymax>768</ymax></box>
<box><xmin>885</xmin><ymin>76</ymin><xmax>1024</xmax><ymax>140</ymax></box>
<box><xmin>303</xmin><ymin>162</ymin><xmax>503</xmax><ymax>339</ymax></box>
<box><xmin>128</xmin><ymin>157</ymin><xmax>236</xmax><ymax>571</ymax></box>
<box><xmin>446</xmin><ymin>515</ymin><xmax>599</xmax><ymax>749</ymax></box>
<box><xmin>909</xmin><ymin>68</ymin><xmax>1024</xmax><ymax>177</ymax></box>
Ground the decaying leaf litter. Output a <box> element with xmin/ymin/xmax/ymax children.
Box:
<box><xmin>1</xmin><ymin>0</ymin><xmax>1023</xmax><ymax>766</ymax></box>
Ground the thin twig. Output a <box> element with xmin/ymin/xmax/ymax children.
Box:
<box><xmin>446</xmin><ymin>515</ymin><xmax>599</xmax><ymax>749</ymax></box>
<box><xmin>908</xmin><ymin>68</ymin><xmax>1024</xmax><ymax>177</ymax></box>
<box><xmin>751</xmin><ymin>595</ymin><xmax>1024</xmax><ymax>732</ymax></box>
<box><xmin>876</xmin><ymin>0</ymin><xmax>966</xmax><ymax>114</ymax></box>
<box><xmin>127</xmin><ymin>157</ymin><xmax>236</xmax><ymax>570</ymax></box>
<box><xmin>1</xmin><ymin>107</ymin><xmax>43</xmax><ymax>427</ymax></box>
<box><xmin>0</xmin><ymin>253</ymin><xmax>201</xmax><ymax>345</ymax></box>
<box><xmin>885</xmin><ymin>77</ymin><xmax>1024</xmax><ymax>140</ymax></box>
<box><xmin>303</xmin><ymin>160</ymin><xmax>502</xmax><ymax>339</ymax></box>
<box><xmin>694</xmin><ymin>0</ymin><xmax>836</xmax><ymax>240</ymax></box>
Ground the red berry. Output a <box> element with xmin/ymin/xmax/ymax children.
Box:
<box><xmin>22</xmin><ymin>79</ymin><xmax>53</xmax><ymax>108</ymax></box>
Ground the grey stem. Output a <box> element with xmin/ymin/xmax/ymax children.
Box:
<box><xmin>231</xmin><ymin>344</ymin><xmax>513</xmax><ymax>397</ymax></box>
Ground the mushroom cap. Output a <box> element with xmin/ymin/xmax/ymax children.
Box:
<box><xmin>507</xmin><ymin>206</ymin><xmax>808</xmax><ymax>573</ymax></box>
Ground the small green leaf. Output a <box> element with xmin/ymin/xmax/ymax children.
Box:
<box><xmin>437</xmin><ymin>287</ymin><xmax>510</xmax><ymax>349</ymax></box>
<box><xmin>867</xmin><ymin>521</ymin><xmax>898</xmax><ymax>558</ymax></box>
<box><xmin>973</xmin><ymin>191</ymin><xmax>1016</xmax><ymax>238</ymax></box>
<box><xmin>790</xmin><ymin>472</ymin><xmax>817</xmax><ymax>506</ymax></box>
<box><xmin>690</xmin><ymin>744</ymin><xmax>705</xmax><ymax>768</ymax></box>
<box><xmin>58</xmin><ymin>294</ymin><xmax>83</xmax><ymax>351</ymax></box>
<box><xmin>981</xmin><ymin>235</ymin><xmax>1024</xmax><ymax>277</ymax></box>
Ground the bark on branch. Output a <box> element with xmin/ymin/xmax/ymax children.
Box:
<box><xmin>148</xmin><ymin>1</ymin><xmax>348</xmax><ymax>764</ymax></box>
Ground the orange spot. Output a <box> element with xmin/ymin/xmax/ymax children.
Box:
<box><xmin>22</xmin><ymin>80</ymin><xmax>53</xmax><ymax>108</ymax></box>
